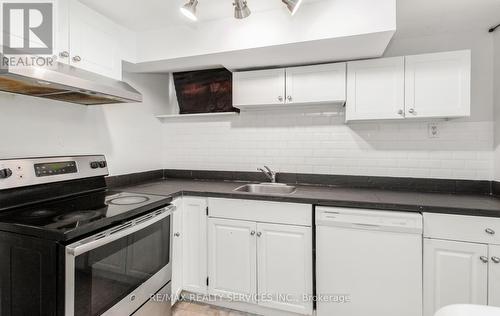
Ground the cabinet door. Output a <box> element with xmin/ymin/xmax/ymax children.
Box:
<box><xmin>489</xmin><ymin>245</ymin><xmax>500</xmax><ymax>307</ymax></box>
<box><xmin>54</xmin><ymin>0</ymin><xmax>70</xmax><ymax>64</ymax></box>
<box><xmin>424</xmin><ymin>239</ymin><xmax>488</xmax><ymax>316</ymax></box>
<box><xmin>346</xmin><ymin>57</ymin><xmax>405</xmax><ymax>121</ymax></box>
<box><xmin>68</xmin><ymin>0</ymin><xmax>122</xmax><ymax>79</ymax></box>
<box><xmin>0</xmin><ymin>232</ymin><xmax>57</xmax><ymax>316</ymax></box>
<box><xmin>233</xmin><ymin>69</ymin><xmax>285</xmax><ymax>107</ymax></box>
<box><xmin>171</xmin><ymin>198</ymin><xmax>183</xmax><ymax>305</ymax></box>
<box><xmin>405</xmin><ymin>50</ymin><xmax>471</xmax><ymax>118</ymax></box>
<box><xmin>256</xmin><ymin>223</ymin><xmax>313</xmax><ymax>315</ymax></box>
<box><xmin>285</xmin><ymin>63</ymin><xmax>346</xmax><ymax>105</ymax></box>
<box><xmin>182</xmin><ymin>197</ymin><xmax>208</xmax><ymax>294</ymax></box>
<box><xmin>208</xmin><ymin>218</ymin><xmax>257</xmax><ymax>299</ymax></box>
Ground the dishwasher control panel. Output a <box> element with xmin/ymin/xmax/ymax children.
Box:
<box><xmin>316</xmin><ymin>207</ymin><xmax>423</xmax><ymax>234</ymax></box>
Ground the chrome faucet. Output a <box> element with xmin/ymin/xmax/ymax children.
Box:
<box><xmin>258</xmin><ymin>166</ymin><xmax>277</xmax><ymax>183</ymax></box>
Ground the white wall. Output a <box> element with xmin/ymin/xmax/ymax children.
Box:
<box><xmin>494</xmin><ymin>31</ymin><xmax>500</xmax><ymax>181</ymax></box>
<box><xmin>161</xmin><ymin>29</ymin><xmax>496</xmax><ymax>180</ymax></box>
<box><xmin>0</xmin><ymin>72</ymin><xmax>168</xmax><ymax>176</ymax></box>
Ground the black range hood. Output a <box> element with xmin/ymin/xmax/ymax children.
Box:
<box><xmin>173</xmin><ymin>68</ymin><xmax>239</xmax><ymax>114</ymax></box>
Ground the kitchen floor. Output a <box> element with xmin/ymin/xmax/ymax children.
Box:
<box><xmin>173</xmin><ymin>301</ymin><xmax>259</xmax><ymax>316</ymax></box>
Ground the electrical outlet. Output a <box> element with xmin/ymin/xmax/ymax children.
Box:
<box><xmin>428</xmin><ymin>123</ymin><xmax>439</xmax><ymax>138</ymax></box>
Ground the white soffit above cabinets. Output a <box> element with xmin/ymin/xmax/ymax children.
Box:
<box><xmin>80</xmin><ymin>0</ymin><xmax>396</xmax><ymax>72</ymax></box>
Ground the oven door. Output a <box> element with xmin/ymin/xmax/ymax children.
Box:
<box><xmin>65</xmin><ymin>205</ymin><xmax>174</xmax><ymax>316</ymax></box>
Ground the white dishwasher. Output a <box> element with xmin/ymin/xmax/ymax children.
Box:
<box><xmin>316</xmin><ymin>206</ymin><xmax>423</xmax><ymax>316</ymax></box>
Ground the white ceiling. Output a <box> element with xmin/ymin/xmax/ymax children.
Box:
<box><xmin>79</xmin><ymin>0</ymin><xmax>322</xmax><ymax>32</ymax></box>
<box><xmin>80</xmin><ymin>0</ymin><xmax>500</xmax><ymax>36</ymax></box>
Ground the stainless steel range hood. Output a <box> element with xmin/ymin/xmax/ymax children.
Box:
<box><xmin>0</xmin><ymin>62</ymin><xmax>142</xmax><ymax>105</ymax></box>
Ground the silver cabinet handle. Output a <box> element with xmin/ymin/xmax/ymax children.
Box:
<box><xmin>256</xmin><ymin>232</ymin><xmax>262</xmax><ymax>237</ymax></box>
<box><xmin>59</xmin><ymin>51</ymin><xmax>69</xmax><ymax>58</ymax></box>
<box><xmin>408</xmin><ymin>108</ymin><xmax>416</xmax><ymax>114</ymax></box>
<box><xmin>250</xmin><ymin>231</ymin><xmax>255</xmax><ymax>236</ymax></box>
<box><xmin>486</xmin><ymin>228</ymin><xmax>496</xmax><ymax>235</ymax></box>
<box><xmin>72</xmin><ymin>55</ymin><xmax>82</xmax><ymax>62</ymax></box>
<box><xmin>480</xmin><ymin>256</ymin><xmax>489</xmax><ymax>263</ymax></box>
<box><xmin>492</xmin><ymin>257</ymin><xmax>500</xmax><ymax>264</ymax></box>
<box><xmin>174</xmin><ymin>232</ymin><xmax>181</xmax><ymax>237</ymax></box>
<box><xmin>278</xmin><ymin>96</ymin><xmax>283</xmax><ymax>102</ymax></box>
<box><xmin>398</xmin><ymin>109</ymin><xmax>404</xmax><ymax>115</ymax></box>
<box><xmin>287</xmin><ymin>96</ymin><xmax>292</xmax><ymax>102</ymax></box>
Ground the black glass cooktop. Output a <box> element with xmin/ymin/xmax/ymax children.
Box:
<box><xmin>0</xmin><ymin>190</ymin><xmax>170</xmax><ymax>241</ymax></box>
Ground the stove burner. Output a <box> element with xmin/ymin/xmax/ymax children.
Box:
<box><xmin>21</xmin><ymin>209</ymin><xmax>56</xmax><ymax>218</ymax></box>
<box><xmin>53</xmin><ymin>211</ymin><xmax>102</xmax><ymax>223</ymax></box>
<box><xmin>107</xmin><ymin>196</ymin><xmax>149</xmax><ymax>206</ymax></box>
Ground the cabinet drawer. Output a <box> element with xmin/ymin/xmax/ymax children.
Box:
<box><xmin>424</xmin><ymin>213</ymin><xmax>500</xmax><ymax>244</ymax></box>
<box><xmin>208</xmin><ymin>198</ymin><xmax>312</xmax><ymax>226</ymax></box>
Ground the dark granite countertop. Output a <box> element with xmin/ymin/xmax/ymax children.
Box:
<box><xmin>117</xmin><ymin>178</ymin><xmax>500</xmax><ymax>217</ymax></box>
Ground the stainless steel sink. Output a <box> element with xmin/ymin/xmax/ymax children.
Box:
<box><xmin>234</xmin><ymin>183</ymin><xmax>297</xmax><ymax>195</ymax></box>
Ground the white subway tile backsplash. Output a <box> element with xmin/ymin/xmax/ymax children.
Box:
<box><xmin>162</xmin><ymin>114</ymin><xmax>495</xmax><ymax>180</ymax></box>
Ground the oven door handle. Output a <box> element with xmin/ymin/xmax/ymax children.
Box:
<box><xmin>66</xmin><ymin>204</ymin><xmax>175</xmax><ymax>257</ymax></box>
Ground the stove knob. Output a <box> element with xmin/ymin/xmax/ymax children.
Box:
<box><xmin>0</xmin><ymin>168</ymin><xmax>12</xmax><ymax>179</ymax></box>
<box><xmin>90</xmin><ymin>162</ymin><xmax>99</xmax><ymax>169</ymax></box>
<box><xmin>98</xmin><ymin>161</ymin><xmax>107</xmax><ymax>168</ymax></box>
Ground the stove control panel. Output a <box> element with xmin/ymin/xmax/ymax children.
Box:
<box><xmin>0</xmin><ymin>155</ymin><xmax>108</xmax><ymax>190</ymax></box>
<box><xmin>35</xmin><ymin>161</ymin><xmax>78</xmax><ymax>177</ymax></box>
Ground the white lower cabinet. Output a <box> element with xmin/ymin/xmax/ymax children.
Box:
<box><xmin>257</xmin><ymin>223</ymin><xmax>312</xmax><ymax>315</ymax></box>
<box><xmin>423</xmin><ymin>213</ymin><xmax>500</xmax><ymax>316</ymax></box>
<box><xmin>488</xmin><ymin>245</ymin><xmax>500</xmax><ymax>307</ymax></box>
<box><xmin>207</xmin><ymin>218</ymin><xmax>312</xmax><ymax>315</ymax></box>
<box><xmin>206</xmin><ymin>198</ymin><xmax>313</xmax><ymax>315</ymax></box>
<box><xmin>182</xmin><ymin>197</ymin><xmax>208</xmax><ymax>294</ymax></box>
<box><xmin>423</xmin><ymin>239</ymin><xmax>488</xmax><ymax>316</ymax></box>
<box><xmin>208</xmin><ymin>218</ymin><xmax>257</xmax><ymax>299</ymax></box>
<box><xmin>171</xmin><ymin>198</ymin><xmax>183</xmax><ymax>305</ymax></box>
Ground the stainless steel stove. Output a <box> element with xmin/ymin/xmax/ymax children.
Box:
<box><xmin>0</xmin><ymin>155</ymin><xmax>173</xmax><ymax>316</ymax></box>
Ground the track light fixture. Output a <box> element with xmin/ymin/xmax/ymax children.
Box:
<box><xmin>281</xmin><ymin>0</ymin><xmax>303</xmax><ymax>15</ymax></box>
<box><xmin>180</xmin><ymin>0</ymin><xmax>198</xmax><ymax>21</ymax></box>
<box><xmin>180</xmin><ymin>0</ymin><xmax>303</xmax><ymax>21</ymax></box>
<box><xmin>234</xmin><ymin>0</ymin><xmax>251</xmax><ymax>19</ymax></box>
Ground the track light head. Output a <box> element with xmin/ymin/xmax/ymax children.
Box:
<box><xmin>282</xmin><ymin>0</ymin><xmax>303</xmax><ymax>15</ymax></box>
<box><xmin>234</xmin><ymin>0</ymin><xmax>251</xmax><ymax>19</ymax></box>
<box><xmin>180</xmin><ymin>0</ymin><xmax>198</xmax><ymax>21</ymax></box>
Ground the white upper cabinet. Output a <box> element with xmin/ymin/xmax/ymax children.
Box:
<box><xmin>285</xmin><ymin>63</ymin><xmax>346</xmax><ymax>105</ymax></box>
<box><xmin>405</xmin><ymin>50</ymin><xmax>471</xmax><ymax>118</ymax></box>
<box><xmin>423</xmin><ymin>238</ymin><xmax>488</xmax><ymax>316</ymax></box>
<box><xmin>54</xmin><ymin>0</ymin><xmax>126</xmax><ymax>80</ymax></box>
<box><xmin>233</xmin><ymin>63</ymin><xmax>346</xmax><ymax>109</ymax></box>
<box><xmin>54</xmin><ymin>0</ymin><xmax>70</xmax><ymax>61</ymax></box>
<box><xmin>346</xmin><ymin>57</ymin><xmax>405</xmax><ymax>121</ymax></box>
<box><xmin>67</xmin><ymin>0</ymin><xmax>123</xmax><ymax>80</ymax></box>
<box><xmin>233</xmin><ymin>69</ymin><xmax>286</xmax><ymax>107</ymax></box>
<box><xmin>346</xmin><ymin>50</ymin><xmax>471</xmax><ymax>121</ymax></box>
